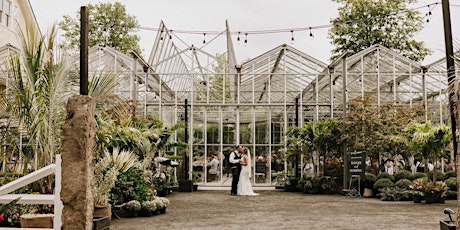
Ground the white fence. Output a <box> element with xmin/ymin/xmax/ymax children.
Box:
<box><xmin>0</xmin><ymin>154</ymin><xmax>62</xmax><ymax>230</ymax></box>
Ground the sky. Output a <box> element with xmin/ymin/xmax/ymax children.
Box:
<box><xmin>29</xmin><ymin>0</ymin><xmax>460</xmax><ymax>65</ymax></box>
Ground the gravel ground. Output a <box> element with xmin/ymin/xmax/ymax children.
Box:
<box><xmin>111</xmin><ymin>189</ymin><xmax>456</xmax><ymax>230</ymax></box>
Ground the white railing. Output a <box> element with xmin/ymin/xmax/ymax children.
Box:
<box><xmin>0</xmin><ymin>154</ymin><xmax>62</xmax><ymax>230</ymax></box>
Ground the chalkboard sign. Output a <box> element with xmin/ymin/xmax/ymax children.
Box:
<box><xmin>345</xmin><ymin>151</ymin><xmax>365</xmax><ymax>188</ymax></box>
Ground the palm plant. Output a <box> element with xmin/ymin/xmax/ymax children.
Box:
<box><xmin>0</xmin><ymin>22</ymin><xmax>132</xmax><ymax>194</ymax></box>
<box><xmin>0</xmin><ymin>24</ymin><xmax>70</xmax><ymax>187</ymax></box>
<box><xmin>94</xmin><ymin>147</ymin><xmax>139</xmax><ymax>206</ymax></box>
<box><xmin>403</xmin><ymin>121</ymin><xmax>452</xmax><ymax>182</ymax></box>
<box><xmin>286</xmin><ymin>118</ymin><xmax>342</xmax><ymax>177</ymax></box>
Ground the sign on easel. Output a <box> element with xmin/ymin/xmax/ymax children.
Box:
<box><xmin>345</xmin><ymin>151</ymin><xmax>365</xmax><ymax>188</ymax></box>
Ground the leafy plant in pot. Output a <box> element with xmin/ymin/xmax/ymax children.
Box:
<box><xmin>363</xmin><ymin>173</ymin><xmax>376</xmax><ymax>197</ymax></box>
<box><xmin>94</xmin><ymin>147</ymin><xmax>139</xmax><ymax>218</ymax></box>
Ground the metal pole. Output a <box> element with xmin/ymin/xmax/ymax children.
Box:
<box><xmin>80</xmin><ymin>6</ymin><xmax>88</xmax><ymax>95</ymax></box>
<box><xmin>184</xmin><ymin>99</ymin><xmax>189</xmax><ymax>180</ymax></box>
<box><xmin>441</xmin><ymin>0</ymin><xmax>458</xmax><ymax>160</ymax></box>
<box><xmin>295</xmin><ymin>97</ymin><xmax>299</xmax><ymax>178</ymax></box>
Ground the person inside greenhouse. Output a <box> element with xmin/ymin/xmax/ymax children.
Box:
<box><xmin>229</xmin><ymin>145</ymin><xmax>243</xmax><ymax>196</ymax></box>
<box><xmin>237</xmin><ymin>147</ymin><xmax>259</xmax><ymax>196</ymax></box>
<box><xmin>209</xmin><ymin>155</ymin><xmax>220</xmax><ymax>174</ymax></box>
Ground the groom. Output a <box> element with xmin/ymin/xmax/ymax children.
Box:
<box><xmin>229</xmin><ymin>145</ymin><xmax>243</xmax><ymax>196</ymax></box>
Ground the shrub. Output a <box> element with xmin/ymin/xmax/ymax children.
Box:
<box><xmin>394</xmin><ymin>170</ymin><xmax>411</xmax><ymax>181</ymax></box>
<box><xmin>320</xmin><ymin>177</ymin><xmax>336</xmax><ymax>193</ymax></box>
<box><xmin>126</xmin><ymin>200</ymin><xmax>141</xmax><ymax>211</ymax></box>
<box><xmin>445</xmin><ymin>190</ymin><xmax>457</xmax><ymax>200</ymax></box>
<box><xmin>364</xmin><ymin>173</ymin><xmax>377</xmax><ymax>189</ymax></box>
<box><xmin>444</xmin><ymin>171</ymin><xmax>456</xmax><ymax>179</ymax></box>
<box><xmin>408</xmin><ymin>172</ymin><xmax>427</xmax><ymax>181</ymax></box>
<box><xmin>445</xmin><ymin>177</ymin><xmax>456</xmax><ymax>191</ymax></box>
<box><xmin>373</xmin><ymin>178</ymin><xmax>394</xmax><ymax>192</ymax></box>
<box><xmin>141</xmin><ymin>200</ymin><xmax>158</xmax><ymax>216</ymax></box>
<box><xmin>156</xmin><ymin>197</ymin><xmax>170</xmax><ymax>208</ymax></box>
<box><xmin>395</xmin><ymin>179</ymin><xmax>412</xmax><ymax>190</ymax></box>
<box><xmin>110</xmin><ymin>168</ymin><xmax>153</xmax><ymax>205</ymax></box>
<box><xmin>427</xmin><ymin>171</ymin><xmax>446</xmax><ymax>181</ymax></box>
<box><xmin>376</xmin><ymin>172</ymin><xmax>395</xmax><ymax>182</ymax></box>
<box><xmin>379</xmin><ymin>187</ymin><xmax>411</xmax><ymax>201</ymax></box>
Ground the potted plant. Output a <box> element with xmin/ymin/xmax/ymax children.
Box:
<box><xmin>124</xmin><ymin>200</ymin><xmax>141</xmax><ymax>217</ymax></box>
<box><xmin>156</xmin><ymin>197</ymin><xmax>170</xmax><ymax>214</ymax></box>
<box><xmin>409</xmin><ymin>178</ymin><xmax>426</xmax><ymax>203</ymax></box>
<box><xmin>424</xmin><ymin>181</ymin><xmax>447</xmax><ymax>204</ymax></box>
<box><xmin>363</xmin><ymin>173</ymin><xmax>376</xmax><ymax>197</ymax></box>
<box><xmin>140</xmin><ymin>200</ymin><xmax>157</xmax><ymax>217</ymax></box>
<box><xmin>94</xmin><ymin>148</ymin><xmax>139</xmax><ymax>219</ymax></box>
<box><xmin>191</xmin><ymin>171</ymin><xmax>202</xmax><ymax>191</ymax></box>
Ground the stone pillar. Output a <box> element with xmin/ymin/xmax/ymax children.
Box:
<box><xmin>61</xmin><ymin>95</ymin><xmax>96</xmax><ymax>230</ymax></box>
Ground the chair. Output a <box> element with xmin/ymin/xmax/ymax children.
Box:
<box><xmin>255</xmin><ymin>161</ymin><xmax>267</xmax><ymax>182</ymax></box>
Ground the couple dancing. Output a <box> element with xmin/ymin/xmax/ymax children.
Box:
<box><xmin>229</xmin><ymin>145</ymin><xmax>259</xmax><ymax>196</ymax></box>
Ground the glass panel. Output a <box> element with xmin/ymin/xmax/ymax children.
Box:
<box><xmin>223</xmin><ymin>124</ymin><xmax>235</xmax><ymax>145</ymax></box>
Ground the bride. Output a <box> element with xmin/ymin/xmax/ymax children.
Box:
<box><xmin>237</xmin><ymin>147</ymin><xmax>259</xmax><ymax>196</ymax></box>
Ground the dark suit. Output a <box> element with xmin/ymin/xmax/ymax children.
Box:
<box><xmin>230</xmin><ymin>150</ymin><xmax>241</xmax><ymax>195</ymax></box>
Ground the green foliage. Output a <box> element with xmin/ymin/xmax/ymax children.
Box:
<box><xmin>1</xmin><ymin>24</ymin><xmax>70</xmax><ymax>180</ymax></box>
<box><xmin>0</xmin><ymin>202</ymin><xmax>35</xmax><ymax>227</ymax></box>
<box><xmin>403</xmin><ymin>121</ymin><xmax>452</xmax><ymax>182</ymax></box>
<box><xmin>329</xmin><ymin>0</ymin><xmax>430</xmax><ymax>61</ymax></box>
<box><xmin>408</xmin><ymin>172</ymin><xmax>427</xmax><ymax>181</ymax></box>
<box><xmin>373</xmin><ymin>178</ymin><xmax>394</xmax><ymax>191</ymax></box>
<box><xmin>343</xmin><ymin>97</ymin><xmax>423</xmax><ymax>163</ymax></box>
<box><xmin>445</xmin><ymin>177</ymin><xmax>456</xmax><ymax>191</ymax></box>
<box><xmin>395</xmin><ymin>179</ymin><xmax>412</xmax><ymax>190</ymax></box>
<box><xmin>378</xmin><ymin>187</ymin><xmax>411</xmax><ymax>201</ymax></box>
<box><xmin>59</xmin><ymin>2</ymin><xmax>141</xmax><ymax>54</ymax></box>
<box><xmin>364</xmin><ymin>173</ymin><xmax>377</xmax><ymax>189</ymax></box>
<box><xmin>110</xmin><ymin>168</ymin><xmax>153</xmax><ymax>205</ymax></box>
<box><xmin>286</xmin><ymin>118</ymin><xmax>343</xmax><ymax>176</ymax></box>
<box><xmin>192</xmin><ymin>171</ymin><xmax>203</xmax><ymax>183</ymax></box>
<box><xmin>125</xmin><ymin>200</ymin><xmax>141</xmax><ymax>215</ymax></box>
<box><xmin>94</xmin><ymin>147</ymin><xmax>139</xmax><ymax>206</ymax></box>
<box><xmin>394</xmin><ymin>170</ymin><xmax>411</xmax><ymax>182</ymax></box>
<box><xmin>155</xmin><ymin>197</ymin><xmax>170</xmax><ymax>208</ymax></box>
<box><xmin>444</xmin><ymin>171</ymin><xmax>456</xmax><ymax>179</ymax></box>
<box><xmin>376</xmin><ymin>172</ymin><xmax>395</xmax><ymax>182</ymax></box>
<box><xmin>140</xmin><ymin>200</ymin><xmax>157</xmax><ymax>216</ymax></box>
<box><xmin>427</xmin><ymin>171</ymin><xmax>446</xmax><ymax>182</ymax></box>
<box><xmin>297</xmin><ymin>176</ymin><xmax>336</xmax><ymax>194</ymax></box>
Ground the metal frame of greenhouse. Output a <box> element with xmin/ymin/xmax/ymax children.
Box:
<box><xmin>0</xmin><ymin>21</ymin><xmax>457</xmax><ymax>187</ymax></box>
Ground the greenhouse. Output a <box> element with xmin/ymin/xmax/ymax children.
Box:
<box><xmin>0</xmin><ymin>21</ymin><xmax>455</xmax><ymax>188</ymax></box>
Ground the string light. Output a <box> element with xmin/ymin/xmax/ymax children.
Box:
<box><xmin>290</xmin><ymin>30</ymin><xmax>294</xmax><ymax>44</ymax></box>
<box><xmin>203</xmin><ymin>33</ymin><xmax>206</xmax><ymax>44</ymax></box>
<box><xmin>426</xmin><ymin>5</ymin><xmax>432</xmax><ymax>23</ymax></box>
<box><xmin>137</xmin><ymin>2</ymin><xmax>441</xmax><ymax>41</ymax></box>
<box><xmin>237</xmin><ymin>31</ymin><xmax>241</xmax><ymax>44</ymax></box>
<box><xmin>244</xmin><ymin>33</ymin><xmax>248</xmax><ymax>45</ymax></box>
<box><xmin>169</xmin><ymin>30</ymin><xmax>173</xmax><ymax>39</ymax></box>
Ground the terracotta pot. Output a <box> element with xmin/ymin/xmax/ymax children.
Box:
<box><xmin>20</xmin><ymin>213</ymin><xmax>53</xmax><ymax>228</ymax></box>
<box><xmin>363</xmin><ymin>188</ymin><xmax>374</xmax><ymax>197</ymax></box>
<box><xmin>94</xmin><ymin>204</ymin><xmax>112</xmax><ymax>220</ymax></box>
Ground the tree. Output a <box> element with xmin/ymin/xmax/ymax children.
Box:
<box><xmin>344</xmin><ymin>96</ymin><xmax>424</xmax><ymax>165</ymax></box>
<box><xmin>59</xmin><ymin>2</ymin><xmax>141</xmax><ymax>54</ymax></box>
<box><xmin>329</xmin><ymin>0</ymin><xmax>431</xmax><ymax>62</ymax></box>
<box><xmin>286</xmin><ymin>118</ymin><xmax>342</xmax><ymax>177</ymax></box>
<box><xmin>403</xmin><ymin>121</ymin><xmax>452</xmax><ymax>182</ymax></box>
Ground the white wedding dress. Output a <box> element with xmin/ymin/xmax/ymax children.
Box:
<box><xmin>237</xmin><ymin>152</ymin><xmax>259</xmax><ymax>196</ymax></box>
